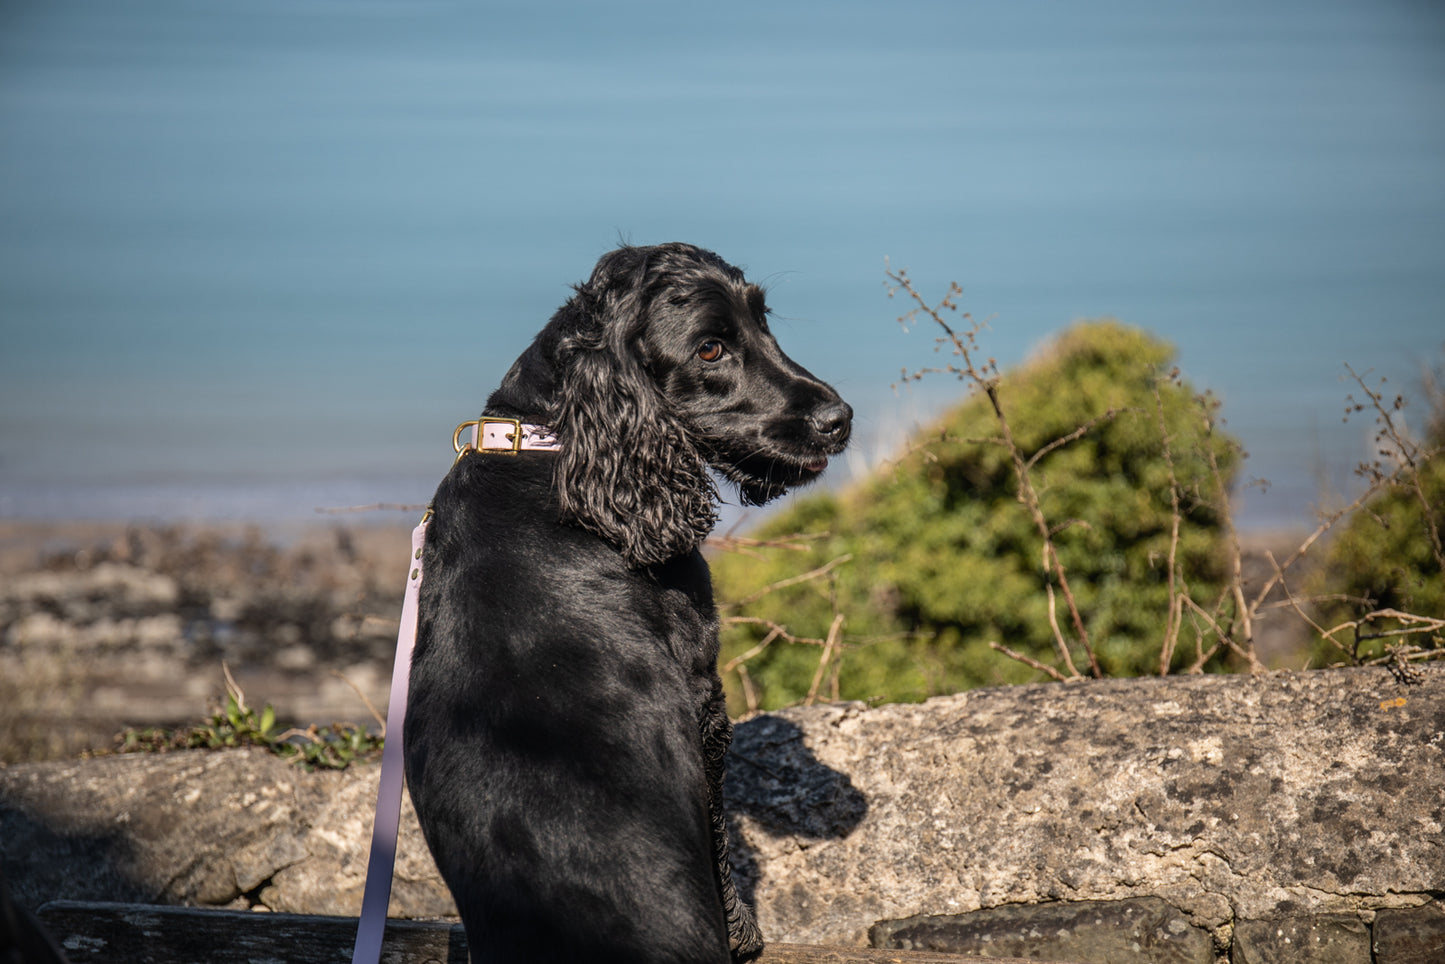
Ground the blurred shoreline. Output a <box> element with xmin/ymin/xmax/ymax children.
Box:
<box><xmin>0</xmin><ymin>518</ymin><xmax>415</xmax><ymax>763</ymax></box>
<box><xmin>0</xmin><ymin>517</ymin><xmax>1316</xmax><ymax>764</ymax></box>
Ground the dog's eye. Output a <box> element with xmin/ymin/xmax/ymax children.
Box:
<box><xmin>697</xmin><ymin>340</ymin><xmax>726</xmax><ymax>363</ymax></box>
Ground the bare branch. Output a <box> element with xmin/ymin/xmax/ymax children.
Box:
<box><xmin>1043</xmin><ymin>567</ymin><xmax>1083</xmax><ymax>679</ymax></box>
<box><xmin>804</xmin><ymin>614</ymin><xmax>847</xmax><ymax>706</ymax></box>
<box><xmin>709</xmin><ymin>532</ymin><xmax>832</xmax><ymax>556</ymax></box>
<box><xmin>1025</xmin><ymin>407</ymin><xmax>1134</xmax><ymax>472</ymax></box>
<box><xmin>988</xmin><ymin>641</ymin><xmax>1071</xmax><ymax>682</ymax></box>
<box><xmin>721</xmin><ymin>616</ymin><xmax>826</xmax><ymax>650</ymax></box>
<box><xmin>722</xmin><ymin>554</ymin><xmax>853</xmax><ymax>610</ymax></box>
<box><xmin>1343</xmin><ymin>363</ymin><xmax>1445</xmax><ymax>572</ymax></box>
<box><xmin>1246</xmin><ymin>473</ymin><xmax>1397</xmax><ymax>617</ymax></box>
<box><xmin>1152</xmin><ymin>381</ymin><xmax>1184</xmax><ymax>675</ymax></box>
<box><xmin>720</xmin><ymin>625</ymin><xmax>786</xmax><ymax>674</ymax></box>
<box><xmin>331</xmin><ymin>670</ymin><xmax>387</xmax><ymax>733</ymax></box>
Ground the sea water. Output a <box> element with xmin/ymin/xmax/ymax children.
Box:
<box><xmin>2</xmin><ymin>0</ymin><xmax>1442</xmax><ymax>533</ymax></box>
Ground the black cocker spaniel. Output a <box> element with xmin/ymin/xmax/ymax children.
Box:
<box><xmin>404</xmin><ymin>243</ymin><xmax>851</xmax><ymax>963</ymax></box>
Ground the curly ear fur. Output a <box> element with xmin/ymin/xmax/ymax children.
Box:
<box><xmin>548</xmin><ymin>250</ymin><xmax>718</xmax><ymax>568</ymax></box>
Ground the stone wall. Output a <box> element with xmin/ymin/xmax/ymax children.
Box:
<box><xmin>3</xmin><ymin>666</ymin><xmax>1443</xmax><ymax>963</ymax></box>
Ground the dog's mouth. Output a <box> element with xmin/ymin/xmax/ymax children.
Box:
<box><xmin>700</xmin><ymin>411</ymin><xmax>850</xmax><ymax>506</ymax></box>
<box><xmin>720</xmin><ymin>449</ymin><xmax>834</xmax><ymax>503</ymax></box>
<box><xmin>755</xmin><ymin>448</ymin><xmax>834</xmax><ymax>478</ymax></box>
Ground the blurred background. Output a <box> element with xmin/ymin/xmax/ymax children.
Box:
<box><xmin>2</xmin><ymin>0</ymin><xmax>1443</xmax><ymax>531</ymax></box>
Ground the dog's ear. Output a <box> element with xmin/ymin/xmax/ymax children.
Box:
<box><xmin>549</xmin><ymin>252</ymin><xmax>718</xmax><ymax>568</ymax></box>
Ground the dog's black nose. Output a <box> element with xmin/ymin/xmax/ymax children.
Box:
<box><xmin>809</xmin><ymin>401</ymin><xmax>853</xmax><ymax>442</ymax></box>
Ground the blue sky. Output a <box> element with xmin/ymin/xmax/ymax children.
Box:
<box><xmin>2</xmin><ymin>0</ymin><xmax>1443</xmax><ymax>528</ymax></box>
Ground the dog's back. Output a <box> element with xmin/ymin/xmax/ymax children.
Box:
<box><xmin>405</xmin><ymin>452</ymin><xmax>732</xmax><ymax>963</ymax></box>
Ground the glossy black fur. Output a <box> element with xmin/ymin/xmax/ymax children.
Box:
<box><xmin>404</xmin><ymin>244</ymin><xmax>851</xmax><ymax>963</ymax></box>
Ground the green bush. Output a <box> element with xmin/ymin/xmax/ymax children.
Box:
<box><xmin>712</xmin><ymin>319</ymin><xmax>1240</xmax><ymax>714</ymax></box>
<box><xmin>1308</xmin><ymin>367</ymin><xmax>1445</xmax><ymax>665</ymax></box>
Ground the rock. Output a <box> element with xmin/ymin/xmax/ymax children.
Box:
<box><xmin>255</xmin><ymin>758</ymin><xmax>452</xmax><ymax>918</ymax></box>
<box><xmin>1231</xmin><ymin>916</ymin><xmax>1371</xmax><ymax>964</ymax></box>
<box><xmin>0</xmin><ymin>748</ymin><xmax>450</xmax><ymax>917</ymax></box>
<box><xmin>1373</xmin><ymin>902</ymin><xmax>1445</xmax><ymax>964</ymax></box>
<box><xmin>871</xmin><ymin>898</ymin><xmax>1213</xmax><ymax>964</ymax></box>
<box><xmin>723</xmin><ymin>666</ymin><xmax>1445</xmax><ymax>949</ymax></box>
<box><xmin>1</xmin><ymin>750</ymin><xmax>326</xmax><ymax>909</ymax></box>
<box><xmin>2</xmin><ymin>665</ymin><xmax>1443</xmax><ymax>963</ymax></box>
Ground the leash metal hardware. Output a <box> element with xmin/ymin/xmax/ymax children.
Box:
<box><xmin>452</xmin><ymin>419</ymin><xmax>480</xmax><ymax>458</ymax></box>
<box><xmin>478</xmin><ymin>416</ymin><xmax>524</xmax><ymax>455</ymax></box>
<box><xmin>453</xmin><ymin>416</ymin><xmax>529</xmax><ymax>457</ymax></box>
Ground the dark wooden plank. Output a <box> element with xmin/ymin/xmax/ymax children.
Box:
<box><xmin>36</xmin><ymin>902</ymin><xmax>466</xmax><ymax>964</ymax></box>
<box><xmin>756</xmin><ymin>944</ymin><xmax>1067</xmax><ymax>964</ymax></box>
<box><xmin>36</xmin><ymin>902</ymin><xmax>1068</xmax><ymax>964</ymax></box>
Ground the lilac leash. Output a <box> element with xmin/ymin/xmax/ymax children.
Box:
<box><xmin>348</xmin><ymin>419</ymin><xmax>554</xmax><ymax>961</ymax></box>
<box><xmin>349</xmin><ymin>518</ymin><xmax>428</xmax><ymax>964</ymax></box>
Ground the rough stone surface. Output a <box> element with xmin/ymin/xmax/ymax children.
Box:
<box><xmin>1231</xmin><ymin>916</ymin><xmax>1371</xmax><ymax>964</ymax></box>
<box><xmin>0</xmin><ymin>748</ymin><xmax>450</xmax><ymax>917</ymax></box>
<box><xmin>1373</xmin><ymin>902</ymin><xmax>1445</xmax><ymax>964</ymax></box>
<box><xmin>3</xmin><ymin>666</ymin><xmax>1443</xmax><ymax>959</ymax></box>
<box><xmin>725</xmin><ymin>666</ymin><xmax>1445</xmax><ymax>948</ymax></box>
<box><xmin>870</xmin><ymin>898</ymin><xmax>1213</xmax><ymax>963</ymax></box>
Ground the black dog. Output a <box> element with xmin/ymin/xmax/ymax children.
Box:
<box><xmin>404</xmin><ymin>243</ymin><xmax>851</xmax><ymax>963</ymax></box>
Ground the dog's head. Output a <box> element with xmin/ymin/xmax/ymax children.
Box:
<box><xmin>507</xmin><ymin>243</ymin><xmax>851</xmax><ymax>567</ymax></box>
